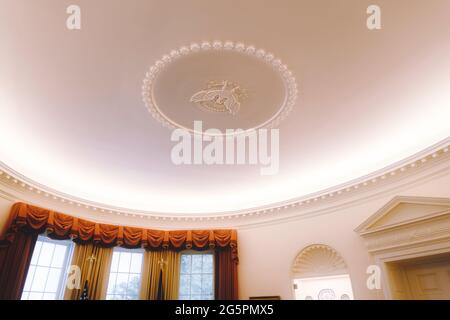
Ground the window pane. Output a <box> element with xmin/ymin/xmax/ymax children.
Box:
<box><xmin>51</xmin><ymin>245</ymin><xmax>67</xmax><ymax>268</ymax></box>
<box><xmin>31</xmin><ymin>266</ymin><xmax>49</xmax><ymax>291</ymax></box>
<box><xmin>127</xmin><ymin>274</ymin><xmax>140</xmax><ymax>297</ymax></box>
<box><xmin>181</xmin><ymin>255</ymin><xmax>191</xmax><ymax>274</ymax></box>
<box><xmin>107</xmin><ymin>273</ymin><xmax>117</xmax><ymax>294</ymax></box>
<box><xmin>203</xmin><ymin>255</ymin><xmax>213</xmax><ymax>273</ymax></box>
<box><xmin>37</xmin><ymin>243</ymin><xmax>54</xmax><ymax>266</ymax></box>
<box><xmin>179</xmin><ymin>275</ymin><xmax>190</xmax><ymax>295</ymax></box>
<box><xmin>23</xmin><ymin>265</ymin><xmax>36</xmax><ymax>292</ymax></box>
<box><xmin>30</xmin><ymin>241</ymin><xmax>42</xmax><ymax>265</ymax></box>
<box><xmin>45</xmin><ymin>268</ymin><xmax>61</xmax><ymax>292</ymax></box>
<box><xmin>130</xmin><ymin>253</ymin><xmax>142</xmax><ymax>273</ymax></box>
<box><xmin>192</xmin><ymin>255</ymin><xmax>203</xmax><ymax>274</ymax></box>
<box><xmin>110</xmin><ymin>252</ymin><xmax>120</xmax><ymax>272</ymax></box>
<box><xmin>116</xmin><ymin>273</ymin><xmax>129</xmax><ymax>291</ymax></box>
<box><xmin>191</xmin><ymin>274</ymin><xmax>202</xmax><ymax>294</ymax></box>
<box><xmin>202</xmin><ymin>274</ymin><xmax>213</xmax><ymax>295</ymax></box>
<box><xmin>43</xmin><ymin>292</ymin><xmax>56</xmax><ymax>300</ymax></box>
<box><xmin>28</xmin><ymin>292</ymin><xmax>43</xmax><ymax>300</ymax></box>
<box><xmin>118</xmin><ymin>252</ymin><xmax>131</xmax><ymax>272</ymax></box>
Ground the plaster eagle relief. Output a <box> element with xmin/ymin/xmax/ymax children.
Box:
<box><xmin>190</xmin><ymin>81</ymin><xmax>247</xmax><ymax>115</ymax></box>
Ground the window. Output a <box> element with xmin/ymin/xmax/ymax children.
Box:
<box><xmin>179</xmin><ymin>252</ymin><xmax>214</xmax><ymax>300</ymax></box>
<box><xmin>106</xmin><ymin>248</ymin><xmax>144</xmax><ymax>300</ymax></box>
<box><xmin>21</xmin><ymin>235</ymin><xmax>74</xmax><ymax>300</ymax></box>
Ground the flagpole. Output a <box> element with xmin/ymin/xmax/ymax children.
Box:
<box><xmin>157</xmin><ymin>257</ymin><xmax>167</xmax><ymax>300</ymax></box>
<box><xmin>81</xmin><ymin>254</ymin><xmax>96</xmax><ymax>300</ymax></box>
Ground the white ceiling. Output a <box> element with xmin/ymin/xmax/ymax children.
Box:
<box><xmin>0</xmin><ymin>0</ymin><xmax>449</xmax><ymax>214</ymax></box>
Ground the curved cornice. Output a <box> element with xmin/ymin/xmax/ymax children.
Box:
<box><xmin>0</xmin><ymin>138</ymin><xmax>449</xmax><ymax>228</ymax></box>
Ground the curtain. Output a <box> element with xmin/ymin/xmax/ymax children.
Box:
<box><xmin>215</xmin><ymin>247</ymin><xmax>239</xmax><ymax>300</ymax></box>
<box><xmin>3</xmin><ymin>203</ymin><xmax>237</xmax><ymax>250</ymax></box>
<box><xmin>64</xmin><ymin>243</ymin><xmax>113</xmax><ymax>300</ymax></box>
<box><xmin>0</xmin><ymin>230</ymin><xmax>38</xmax><ymax>300</ymax></box>
<box><xmin>1</xmin><ymin>203</ymin><xmax>239</xmax><ymax>300</ymax></box>
<box><xmin>140</xmin><ymin>250</ymin><xmax>181</xmax><ymax>300</ymax></box>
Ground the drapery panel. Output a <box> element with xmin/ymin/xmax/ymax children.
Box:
<box><xmin>1</xmin><ymin>203</ymin><xmax>238</xmax><ymax>256</ymax></box>
<box><xmin>64</xmin><ymin>243</ymin><xmax>113</xmax><ymax>300</ymax></box>
<box><xmin>215</xmin><ymin>247</ymin><xmax>239</xmax><ymax>300</ymax></box>
<box><xmin>0</xmin><ymin>230</ymin><xmax>38</xmax><ymax>300</ymax></box>
<box><xmin>140</xmin><ymin>250</ymin><xmax>181</xmax><ymax>300</ymax></box>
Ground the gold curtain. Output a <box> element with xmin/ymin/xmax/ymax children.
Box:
<box><xmin>64</xmin><ymin>243</ymin><xmax>113</xmax><ymax>300</ymax></box>
<box><xmin>140</xmin><ymin>250</ymin><xmax>181</xmax><ymax>300</ymax></box>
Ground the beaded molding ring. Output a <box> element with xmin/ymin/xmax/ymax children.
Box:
<box><xmin>142</xmin><ymin>41</ymin><xmax>298</xmax><ymax>133</ymax></box>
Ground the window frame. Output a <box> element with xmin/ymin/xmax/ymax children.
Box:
<box><xmin>179</xmin><ymin>250</ymin><xmax>215</xmax><ymax>300</ymax></box>
<box><xmin>106</xmin><ymin>246</ymin><xmax>145</xmax><ymax>300</ymax></box>
<box><xmin>21</xmin><ymin>235</ymin><xmax>74</xmax><ymax>300</ymax></box>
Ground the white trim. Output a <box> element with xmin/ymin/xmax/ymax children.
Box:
<box><xmin>356</xmin><ymin>196</ymin><xmax>450</xmax><ymax>299</ymax></box>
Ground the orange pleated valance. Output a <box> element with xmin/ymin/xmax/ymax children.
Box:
<box><xmin>1</xmin><ymin>203</ymin><xmax>238</xmax><ymax>256</ymax></box>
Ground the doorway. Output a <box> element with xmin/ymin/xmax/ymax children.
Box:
<box><xmin>386</xmin><ymin>253</ymin><xmax>450</xmax><ymax>300</ymax></box>
<box><xmin>293</xmin><ymin>274</ymin><xmax>354</xmax><ymax>300</ymax></box>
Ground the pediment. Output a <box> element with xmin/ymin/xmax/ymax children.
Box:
<box><xmin>355</xmin><ymin>196</ymin><xmax>450</xmax><ymax>235</ymax></box>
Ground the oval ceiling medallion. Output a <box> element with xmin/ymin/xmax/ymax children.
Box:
<box><xmin>142</xmin><ymin>41</ymin><xmax>298</xmax><ymax>135</ymax></box>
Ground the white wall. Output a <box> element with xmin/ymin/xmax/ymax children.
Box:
<box><xmin>236</xmin><ymin>172</ymin><xmax>450</xmax><ymax>300</ymax></box>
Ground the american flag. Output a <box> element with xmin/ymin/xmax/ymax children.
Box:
<box><xmin>80</xmin><ymin>280</ymin><xmax>89</xmax><ymax>300</ymax></box>
<box><xmin>156</xmin><ymin>269</ymin><xmax>163</xmax><ymax>300</ymax></box>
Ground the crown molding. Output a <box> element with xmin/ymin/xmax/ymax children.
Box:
<box><xmin>0</xmin><ymin>138</ymin><xmax>449</xmax><ymax>228</ymax></box>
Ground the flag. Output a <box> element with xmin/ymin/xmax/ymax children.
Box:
<box><xmin>80</xmin><ymin>280</ymin><xmax>89</xmax><ymax>300</ymax></box>
<box><xmin>156</xmin><ymin>269</ymin><xmax>163</xmax><ymax>300</ymax></box>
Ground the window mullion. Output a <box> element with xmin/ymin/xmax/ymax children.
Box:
<box><xmin>41</xmin><ymin>244</ymin><xmax>56</xmax><ymax>296</ymax></box>
<box><xmin>114</xmin><ymin>252</ymin><xmax>122</xmax><ymax>297</ymax></box>
<box><xmin>126</xmin><ymin>253</ymin><xmax>133</xmax><ymax>298</ymax></box>
<box><xmin>27</xmin><ymin>240</ymin><xmax>44</xmax><ymax>295</ymax></box>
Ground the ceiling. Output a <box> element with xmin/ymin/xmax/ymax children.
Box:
<box><xmin>0</xmin><ymin>0</ymin><xmax>449</xmax><ymax>214</ymax></box>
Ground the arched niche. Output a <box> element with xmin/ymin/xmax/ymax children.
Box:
<box><xmin>291</xmin><ymin>244</ymin><xmax>354</xmax><ymax>300</ymax></box>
